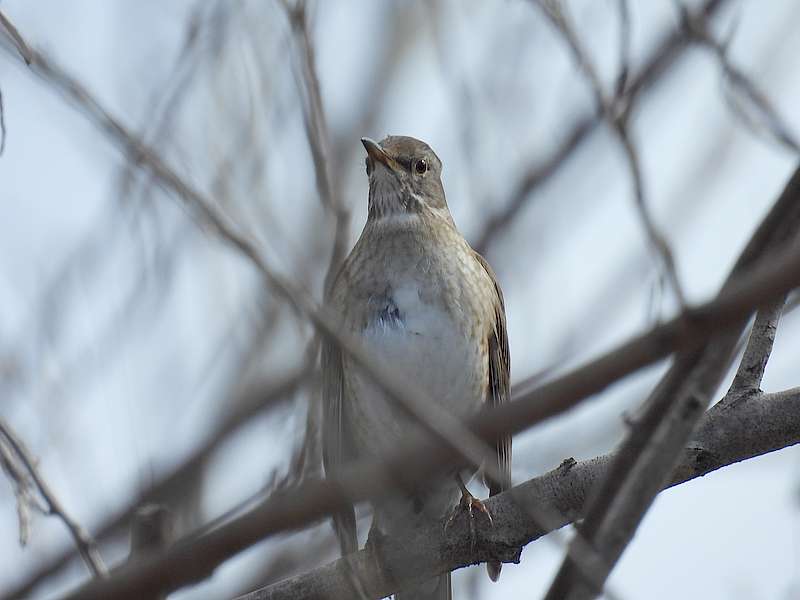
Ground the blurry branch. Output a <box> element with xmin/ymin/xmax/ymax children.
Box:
<box><xmin>282</xmin><ymin>0</ymin><xmax>336</xmax><ymax>212</ymax></box>
<box><xmin>0</xmin><ymin>420</ymin><xmax>107</xmax><ymax>578</ymax></box>
<box><xmin>230</xmin><ymin>529</ymin><xmax>338</xmax><ymax>599</ymax></box>
<box><xmin>473</xmin><ymin>0</ymin><xmax>731</xmax><ymax>254</ymax></box>
<box><xmin>281</xmin><ymin>0</ymin><xmax>349</xmax><ymax>294</ymax></box>
<box><xmin>543</xmin><ymin>168</ymin><xmax>800</xmax><ymax>599</ymax></box>
<box><xmin>614</xmin><ymin>0</ymin><xmax>631</xmax><ymax>96</ymax></box>
<box><xmin>58</xmin><ymin>220</ymin><xmax>800</xmax><ymax>599</ymax></box>
<box><xmin>127</xmin><ymin>505</ymin><xmax>174</xmax><ymax>600</ymax></box>
<box><xmin>0</xmin><ymin>11</ymin><xmax>28</xmax><ymax>64</ymax></box>
<box><xmin>679</xmin><ymin>4</ymin><xmax>800</xmax><ymax>154</ymax></box>
<box><xmin>0</xmin><ymin>426</ymin><xmax>42</xmax><ymax>546</ymax></box>
<box><xmin>534</xmin><ymin>0</ymin><xmax>686</xmax><ymax>306</ymax></box>
<box><xmin>236</xmin><ymin>386</ymin><xmax>800</xmax><ymax>600</ymax></box>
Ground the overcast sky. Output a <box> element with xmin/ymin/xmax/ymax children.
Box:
<box><xmin>1</xmin><ymin>1</ymin><xmax>799</xmax><ymax>599</ymax></box>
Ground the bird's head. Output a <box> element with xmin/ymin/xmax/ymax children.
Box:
<box><xmin>361</xmin><ymin>136</ymin><xmax>449</xmax><ymax>221</ymax></box>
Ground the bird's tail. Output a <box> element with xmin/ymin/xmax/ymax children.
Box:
<box><xmin>395</xmin><ymin>572</ymin><xmax>451</xmax><ymax>600</ymax></box>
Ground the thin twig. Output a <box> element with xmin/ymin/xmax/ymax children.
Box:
<box><xmin>281</xmin><ymin>0</ymin><xmax>350</xmax><ymax>296</ymax></box>
<box><xmin>728</xmin><ymin>295</ymin><xmax>786</xmax><ymax>395</ymax></box>
<box><xmin>0</xmin><ymin>420</ymin><xmax>107</xmax><ymax>577</ymax></box>
<box><xmin>614</xmin><ymin>123</ymin><xmax>686</xmax><ymax>307</ymax></box>
<box><xmin>0</xmin><ymin>10</ymin><xmax>31</xmax><ymax>64</ymax></box>
<box><xmin>680</xmin><ymin>4</ymin><xmax>800</xmax><ymax>154</ymax></box>
<box><xmin>0</xmin><ymin>434</ymin><xmax>43</xmax><ymax>545</ymax></box>
<box><xmin>615</xmin><ymin>0</ymin><xmax>632</xmax><ymax>96</ymax></box>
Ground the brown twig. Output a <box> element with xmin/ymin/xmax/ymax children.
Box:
<box><xmin>615</xmin><ymin>0</ymin><xmax>632</xmax><ymax>96</ymax></box>
<box><xmin>0</xmin><ymin>420</ymin><xmax>107</xmax><ymax>578</ymax></box>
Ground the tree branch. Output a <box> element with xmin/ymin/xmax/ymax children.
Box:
<box><xmin>729</xmin><ymin>296</ymin><xmax>785</xmax><ymax>395</ymax></box>
<box><xmin>280</xmin><ymin>0</ymin><xmax>350</xmax><ymax>295</ymax></box>
<box><xmin>235</xmin><ymin>386</ymin><xmax>800</xmax><ymax>599</ymax></box>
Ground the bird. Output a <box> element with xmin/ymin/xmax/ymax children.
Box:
<box><xmin>322</xmin><ymin>135</ymin><xmax>511</xmax><ymax>600</ymax></box>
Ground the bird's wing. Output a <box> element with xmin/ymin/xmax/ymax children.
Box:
<box><xmin>473</xmin><ymin>252</ymin><xmax>512</xmax><ymax>496</ymax></box>
<box><xmin>321</xmin><ymin>337</ymin><xmax>358</xmax><ymax>555</ymax></box>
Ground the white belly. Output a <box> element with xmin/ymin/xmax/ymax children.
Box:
<box><xmin>346</xmin><ymin>280</ymin><xmax>485</xmax><ymax>458</ymax></box>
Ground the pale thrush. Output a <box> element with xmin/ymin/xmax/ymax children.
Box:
<box><xmin>322</xmin><ymin>136</ymin><xmax>511</xmax><ymax>600</ymax></box>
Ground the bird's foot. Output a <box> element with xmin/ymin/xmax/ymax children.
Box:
<box><xmin>444</xmin><ymin>484</ymin><xmax>493</xmax><ymax>552</ymax></box>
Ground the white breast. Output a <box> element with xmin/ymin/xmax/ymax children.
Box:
<box><xmin>347</xmin><ymin>278</ymin><xmax>484</xmax><ymax>457</ymax></box>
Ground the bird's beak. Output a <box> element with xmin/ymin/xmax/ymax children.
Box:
<box><xmin>361</xmin><ymin>137</ymin><xmax>397</xmax><ymax>171</ymax></box>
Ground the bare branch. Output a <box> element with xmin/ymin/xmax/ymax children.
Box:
<box><xmin>0</xmin><ymin>10</ymin><xmax>31</xmax><ymax>64</ymax></box>
<box><xmin>614</xmin><ymin>122</ymin><xmax>686</xmax><ymax>307</ymax></box>
<box><xmin>235</xmin><ymin>386</ymin><xmax>800</xmax><ymax>600</ymax></box>
<box><xmin>0</xmin><ymin>420</ymin><xmax>107</xmax><ymax>578</ymax></box>
<box><xmin>0</xmin><ymin>433</ymin><xmax>42</xmax><ymax>546</ymax></box>
<box><xmin>728</xmin><ymin>295</ymin><xmax>786</xmax><ymax>395</ymax></box>
<box><xmin>615</xmin><ymin>0</ymin><xmax>632</xmax><ymax>96</ymax></box>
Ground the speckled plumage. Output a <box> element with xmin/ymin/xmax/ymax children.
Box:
<box><xmin>322</xmin><ymin>136</ymin><xmax>511</xmax><ymax>600</ymax></box>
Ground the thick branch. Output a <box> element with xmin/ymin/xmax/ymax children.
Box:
<box><xmin>236</xmin><ymin>387</ymin><xmax>800</xmax><ymax>600</ymax></box>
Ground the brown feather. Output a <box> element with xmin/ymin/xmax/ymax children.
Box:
<box><xmin>473</xmin><ymin>251</ymin><xmax>511</xmax><ymax>582</ymax></box>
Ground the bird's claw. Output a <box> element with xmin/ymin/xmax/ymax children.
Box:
<box><xmin>444</xmin><ymin>488</ymin><xmax>493</xmax><ymax>552</ymax></box>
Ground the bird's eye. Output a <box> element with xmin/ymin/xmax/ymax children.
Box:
<box><xmin>414</xmin><ymin>159</ymin><xmax>428</xmax><ymax>175</ymax></box>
